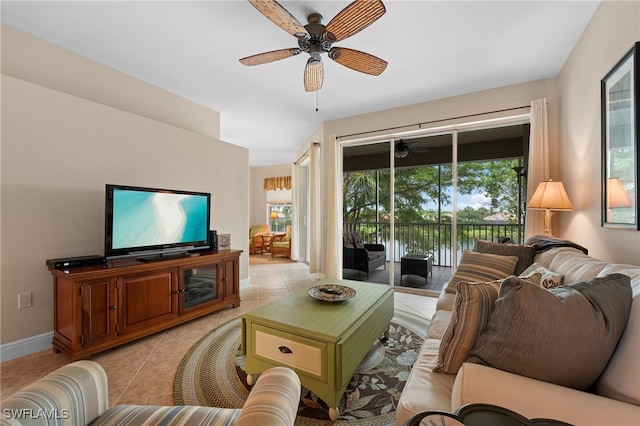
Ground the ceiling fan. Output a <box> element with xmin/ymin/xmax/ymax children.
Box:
<box><xmin>240</xmin><ymin>0</ymin><xmax>388</xmax><ymax>92</ymax></box>
<box><xmin>395</xmin><ymin>140</ymin><xmax>430</xmax><ymax>159</ymax></box>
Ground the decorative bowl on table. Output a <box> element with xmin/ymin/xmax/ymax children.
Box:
<box><xmin>307</xmin><ymin>284</ymin><xmax>356</xmax><ymax>302</ymax></box>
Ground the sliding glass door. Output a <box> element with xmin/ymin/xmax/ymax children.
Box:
<box><xmin>341</xmin><ymin>120</ymin><xmax>529</xmax><ymax>294</ymax></box>
<box><xmin>343</xmin><ymin>141</ymin><xmax>391</xmax><ymax>285</ymax></box>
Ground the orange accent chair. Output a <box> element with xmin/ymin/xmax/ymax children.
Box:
<box><xmin>249</xmin><ymin>224</ymin><xmax>269</xmax><ymax>254</ymax></box>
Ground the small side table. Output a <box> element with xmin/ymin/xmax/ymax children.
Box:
<box><xmin>257</xmin><ymin>233</ymin><xmax>274</xmax><ymax>254</ymax></box>
<box><xmin>400</xmin><ymin>254</ymin><xmax>433</xmax><ymax>285</ymax></box>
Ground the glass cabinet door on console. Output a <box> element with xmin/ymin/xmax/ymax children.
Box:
<box><xmin>180</xmin><ymin>262</ymin><xmax>219</xmax><ymax>313</ymax></box>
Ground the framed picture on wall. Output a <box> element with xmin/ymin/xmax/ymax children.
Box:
<box><xmin>601</xmin><ymin>42</ymin><xmax>639</xmax><ymax>229</ymax></box>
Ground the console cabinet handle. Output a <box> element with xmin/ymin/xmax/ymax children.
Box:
<box><xmin>110</xmin><ymin>305</ymin><xmax>117</xmax><ymax>310</ymax></box>
<box><xmin>278</xmin><ymin>346</ymin><xmax>293</xmax><ymax>354</ymax></box>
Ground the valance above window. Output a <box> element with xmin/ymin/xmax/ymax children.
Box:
<box><xmin>264</xmin><ymin>176</ymin><xmax>292</xmax><ymax>191</ymax></box>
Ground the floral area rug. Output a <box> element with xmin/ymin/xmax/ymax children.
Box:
<box><xmin>174</xmin><ymin>309</ymin><xmax>429</xmax><ymax>425</ymax></box>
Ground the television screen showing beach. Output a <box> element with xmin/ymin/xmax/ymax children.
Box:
<box><xmin>112</xmin><ymin>189</ymin><xmax>208</xmax><ymax>250</ymax></box>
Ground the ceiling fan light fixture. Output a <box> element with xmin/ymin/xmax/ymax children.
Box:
<box><xmin>394</xmin><ymin>149</ymin><xmax>408</xmax><ymax>159</ymax></box>
<box><xmin>304</xmin><ymin>57</ymin><xmax>323</xmax><ymax>92</ymax></box>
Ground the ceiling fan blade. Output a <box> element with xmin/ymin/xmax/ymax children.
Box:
<box><xmin>240</xmin><ymin>48</ymin><xmax>301</xmax><ymax>66</ymax></box>
<box><xmin>329</xmin><ymin>47</ymin><xmax>387</xmax><ymax>76</ymax></box>
<box><xmin>304</xmin><ymin>57</ymin><xmax>324</xmax><ymax>92</ymax></box>
<box><xmin>326</xmin><ymin>0</ymin><xmax>385</xmax><ymax>42</ymax></box>
<box><xmin>248</xmin><ymin>0</ymin><xmax>309</xmax><ymax>38</ymax></box>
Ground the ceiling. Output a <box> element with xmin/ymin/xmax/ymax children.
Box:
<box><xmin>1</xmin><ymin>1</ymin><xmax>600</xmax><ymax>167</ymax></box>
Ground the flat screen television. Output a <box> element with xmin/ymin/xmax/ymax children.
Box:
<box><xmin>105</xmin><ymin>184</ymin><xmax>211</xmax><ymax>260</ymax></box>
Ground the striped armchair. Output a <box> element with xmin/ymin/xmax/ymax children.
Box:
<box><xmin>1</xmin><ymin>361</ymin><xmax>301</xmax><ymax>426</ymax></box>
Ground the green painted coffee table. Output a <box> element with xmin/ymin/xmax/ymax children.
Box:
<box><xmin>241</xmin><ymin>278</ymin><xmax>394</xmax><ymax>421</ymax></box>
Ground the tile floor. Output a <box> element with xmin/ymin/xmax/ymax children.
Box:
<box><xmin>1</xmin><ymin>257</ymin><xmax>438</xmax><ymax>407</ymax></box>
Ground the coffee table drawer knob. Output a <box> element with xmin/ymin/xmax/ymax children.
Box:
<box><xmin>279</xmin><ymin>346</ymin><xmax>292</xmax><ymax>354</ymax></box>
<box><xmin>255</xmin><ymin>330</ymin><xmax>324</xmax><ymax>377</ymax></box>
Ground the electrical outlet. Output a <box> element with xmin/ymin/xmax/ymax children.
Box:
<box><xmin>18</xmin><ymin>292</ymin><xmax>32</xmax><ymax>309</ymax></box>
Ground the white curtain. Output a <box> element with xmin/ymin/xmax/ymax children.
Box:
<box><xmin>308</xmin><ymin>143</ymin><xmax>322</xmax><ymax>273</ymax></box>
<box><xmin>525</xmin><ymin>98</ymin><xmax>550</xmax><ymax>238</ymax></box>
<box><xmin>290</xmin><ymin>163</ymin><xmax>299</xmax><ymax>261</ymax></box>
<box><xmin>326</xmin><ymin>135</ymin><xmax>342</xmax><ymax>278</ymax></box>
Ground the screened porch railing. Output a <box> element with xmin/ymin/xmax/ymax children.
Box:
<box><xmin>344</xmin><ymin>221</ymin><xmax>525</xmax><ymax>267</ymax></box>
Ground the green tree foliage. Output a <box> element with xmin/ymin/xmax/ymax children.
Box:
<box><xmin>343</xmin><ymin>172</ymin><xmax>378</xmax><ymax>222</ymax></box>
<box><xmin>343</xmin><ymin>158</ymin><xmax>522</xmax><ymax>224</ymax></box>
<box><xmin>457</xmin><ymin>159</ymin><xmax>521</xmax><ymax>222</ymax></box>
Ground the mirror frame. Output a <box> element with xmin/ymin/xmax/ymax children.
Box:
<box><xmin>601</xmin><ymin>42</ymin><xmax>640</xmax><ymax>230</ymax></box>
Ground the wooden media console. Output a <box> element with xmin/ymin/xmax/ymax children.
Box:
<box><xmin>48</xmin><ymin>249</ymin><xmax>241</xmax><ymax>360</ymax></box>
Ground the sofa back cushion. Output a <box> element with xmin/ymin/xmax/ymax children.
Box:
<box><xmin>594</xmin><ymin>264</ymin><xmax>640</xmax><ymax>405</ymax></box>
<box><xmin>547</xmin><ymin>250</ymin><xmax>609</xmax><ymax>283</ymax></box>
<box><xmin>532</xmin><ymin>246</ymin><xmax>584</xmax><ymax>269</ymax></box>
<box><xmin>343</xmin><ymin>231</ymin><xmax>365</xmax><ymax>249</ymax></box>
<box><xmin>467</xmin><ymin>274</ymin><xmax>632</xmax><ymax>391</ymax></box>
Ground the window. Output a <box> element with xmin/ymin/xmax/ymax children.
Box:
<box><xmin>268</xmin><ymin>203</ymin><xmax>292</xmax><ymax>232</ymax></box>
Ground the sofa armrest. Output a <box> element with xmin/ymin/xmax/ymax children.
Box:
<box><xmin>453</xmin><ymin>362</ymin><xmax>640</xmax><ymax>426</ymax></box>
<box><xmin>271</xmin><ymin>233</ymin><xmax>286</xmax><ymax>243</ymax></box>
<box><xmin>235</xmin><ymin>367</ymin><xmax>301</xmax><ymax>426</ymax></box>
<box><xmin>1</xmin><ymin>361</ymin><xmax>108</xmax><ymax>426</ymax></box>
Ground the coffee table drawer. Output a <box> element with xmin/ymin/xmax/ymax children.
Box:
<box><xmin>253</xmin><ymin>325</ymin><xmax>326</xmax><ymax>377</ymax></box>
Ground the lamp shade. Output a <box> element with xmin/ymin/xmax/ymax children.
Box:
<box><xmin>607</xmin><ymin>177</ymin><xmax>633</xmax><ymax>209</ymax></box>
<box><xmin>528</xmin><ymin>180</ymin><xmax>573</xmax><ymax>211</ymax></box>
<box><xmin>270</xmin><ymin>210</ymin><xmax>279</xmax><ymax>219</ymax></box>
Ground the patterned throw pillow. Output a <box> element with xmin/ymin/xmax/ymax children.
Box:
<box><xmin>519</xmin><ymin>262</ymin><xmax>564</xmax><ymax>289</ymax></box>
<box><xmin>443</xmin><ymin>251</ymin><xmax>519</xmax><ymax>294</ymax></box>
<box><xmin>434</xmin><ymin>275</ymin><xmax>541</xmax><ymax>374</ymax></box>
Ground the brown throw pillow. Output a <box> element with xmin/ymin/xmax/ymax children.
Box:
<box><xmin>467</xmin><ymin>274</ymin><xmax>632</xmax><ymax>391</ymax></box>
<box><xmin>444</xmin><ymin>251</ymin><xmax>519</xmax><ymax>294</ymax></box>
<box><xmin>473</xmin><ymin>239</ymin><xmax>535</xmax><ymax>275</ymax></box>
<box><xmin>434</xmin><ymin>275</ymin><xmax>541</xmax><ymax>374</ymax></box>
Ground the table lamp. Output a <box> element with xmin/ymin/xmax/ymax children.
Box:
<box><xmin>606</xmin><ymin>177</ymin><xmax>633</xmax><ymax>221</ymax></box>
<box><xmin>528</xmin><ymin>179</ymin><xmax>573</xmax><ymax>235</ymax></box>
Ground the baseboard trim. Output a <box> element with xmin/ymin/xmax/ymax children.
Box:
<box><xmin>1</xmin><ymin>332</ymin><xmax>54</xmax><ymax>362</ymax></box>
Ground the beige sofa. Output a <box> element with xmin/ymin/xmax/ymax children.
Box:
<box><xmin>396</xmin><ymin>243</ymin><xmax>640</xmax><ymax>426</ymax></box>
<box><xmin>1</xmin><ymin>361</ymin><xmax>301</xmax><ymax>426</ymax></box>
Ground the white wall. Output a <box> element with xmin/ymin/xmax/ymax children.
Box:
<box><xmin>557</xmin><ymin>0</ymin><xmax>640</xmax><ymax>264</ymax></box>
<box><xmin>1</xmin><ymin>26</ymin><xmax>249</xmax><ymax>350</ymax></box>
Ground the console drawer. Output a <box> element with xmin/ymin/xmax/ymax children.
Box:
<box><xmin>253</xmin><ymin>326</ymin><xmax>326</xmax><ymax>377</ymax></box>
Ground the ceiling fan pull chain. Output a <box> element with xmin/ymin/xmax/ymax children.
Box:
<box><xmin>316</xmin><ymin>89</ymin><xmax>319</xmax><ymax>112</ymax></box>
